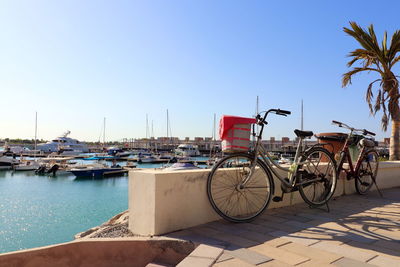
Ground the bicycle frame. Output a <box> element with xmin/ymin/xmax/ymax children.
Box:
<box><xmin>243</xmin><ymin>110</ymin><xmax>307</xmax><ymax>189</ymax></box>
<box><xmin>331</xmin><ymin>119</ymin><xmax>377</xmax><ymax>178</ymax></box>
<box><xmin>337</xmin><ymin>131</ymin><xmax>368</xmax><ymax>178</ymax></box>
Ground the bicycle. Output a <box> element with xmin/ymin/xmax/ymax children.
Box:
<box><xmin>207</xmin><ymin>109</ymin><xmax>338</xmax><ymax>223</ymax></box>
<box><xmin>331</xmin><ymin>120</ymin><xmax>381</xmax><ymax>196</ymax></box>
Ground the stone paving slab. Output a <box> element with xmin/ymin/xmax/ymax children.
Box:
<box><xmin>297</xmin><ymin>259</ymin><xmax>336</xmax><ymax>267</ymax></box>
<box><xmin>235</xmin><ymin>230</ymin><xmax>290</xmax><ymax>247</ymax></box>
<box><xmin>176</xmin><ymin>244</ymin><xmax>223</xmax><ymax>267</ymax></box>
<box><xmin>343</xmin><ymin>240</ymin><xmax>400</xmax><ymax>260</ymax></box>
<box><xmin>169</xmin><ymin>187</ymin><xmax>400</xmax><ymax>267</ymax></box>
<box><xmin>268</xmin><ymin>230</ymin><xmax>321</xmax><ymax>246</ymax></box>
<box><xmin>332</xmin><ymin>257</ymin><xmax>377</xmax><ymax>267</ymax></box>
<box><xmin>310</xmin><ymin>240</ymin><xmax>377</xmax><ymax>262</ymax></box>
<box><xmin>224</xmin><ymin>246</ymin><xmax>272</xmax><ymax>265</ymax></box>
<box><xmin>250</xmin><ymin>243</ymin><xmax>310</xmax><ymax>265</ymax></box>
<box><xmin>214</xmin><ymin>252</ymin><xmax>234</xmax><ymax>263</ymax></box>
<box><xmin>279</xmin><ymin>242</ymin><xmax>342</xmax><ymax>263</ymax></box>
<box><xmin>368</xmin><ymin>254</ymin><xmax>400</xmax><ymax>267</ymax></box>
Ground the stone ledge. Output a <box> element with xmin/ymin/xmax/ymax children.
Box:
<box><xmin>0</xmin><ymin>237</ymin><xmax>195</xmax><ymax>267</ymax></box>
<box><xmin>128</xmin><ymin>161</ymin><xmax>400</xmax><ymax>236</ymax></box>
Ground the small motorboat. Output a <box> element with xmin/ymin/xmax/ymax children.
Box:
<box><xmin>163</xmin><ymin>162</ymin><xmax>200</xmax><ymax>171</ymax></box>
<box><xmin>13</xmin><ymin>159</ymin><xmax>40</xmax><ymax>171</ymax></box>
<box><xmin>123</xmin><ymin>162</ymin><xmax>137</xmax><ymax>171</ymax></box>
<box><xmin>278</xmin><ymin>154</ymin><xmax>294</xmax><ymax>165</ymax></box>
<box><xmin>82</xmin><ymin>153</ymin><xmax>115</xmax><ymax>161</ymax></box>
<box><xmin>70</xmin><ymin>163</ymin><xmax>128</xmax><ymax>178</ymax></box>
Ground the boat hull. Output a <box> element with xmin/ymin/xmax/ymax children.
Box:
<box><xmin>70</xmin><ymin>168</ymin><xmax>127</xmax><ymax>178</ymax></box>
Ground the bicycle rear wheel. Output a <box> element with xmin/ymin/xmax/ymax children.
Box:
<box><xmin>298</xmin><ymin>147</ymin><xmax>338</xmax><ymax>207</ymax></box>
<box><xmin>207</xmin><ymin>153</ymin><xmax>273</xmax><ymax>223</ymax></box>
<box><xmin>355</xmin><ymin>150</ymin><xmax>379</xmax><ymax>195</ymax></box>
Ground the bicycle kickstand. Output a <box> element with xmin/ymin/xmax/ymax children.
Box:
<box><xmin>372</xmin><ymin>177</ymin><xmax>383</xmax><ymax>197</ymax></box>
<box><xmin>309</xmin><ymin>201</ymin><xmax>330</xmax><ymax>213</ymax></box>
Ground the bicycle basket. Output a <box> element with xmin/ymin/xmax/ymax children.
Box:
<box><xmin>219</xmin><ymin>115</ymin><xmax>256</xmax><ymax>153</ymax></box>
<box><xmin>359</xmin><ymin>138</ymin><xmax>377</xmax><ymax>148</ymax></box>
<box><xmin>349</xmin><ymin>134</ymin><xmax>363</xmax><ymax>146</ymax></box>
<box><xmin>315</xmin><ymin>132</ymin><xmax>348</xmax><ymax>154</ymax></box>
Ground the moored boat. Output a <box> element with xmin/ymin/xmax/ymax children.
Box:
<box><xmin>69</xmin><ymin>163</ymin><xmax>127</xmax><ymax>178</ymax></box>
<box><xmin>37</xmin><ymin>131</ymin><xmax>89</xmax><ymax>153</ymax></box>
<box><xmin>163</xmin><ymin>162</ymin><xmax>199</xmax><ymax>171</ymax></box>
<box><xmin>175</xmin><ymin>144</ymin><xmax>201</xmax><ymax>157</ymax></box>
<box><xmin>13</xmin><ymin>160</ymin><xmax>40</xmax><ymax>171</ymax></box>
<box><xmin>0</xmin><ymin>155</ymin><xmax>19</xmax><ymax>170</ymax></box>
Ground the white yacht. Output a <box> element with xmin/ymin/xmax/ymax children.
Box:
<box><xmin>175</xmin><ymin>144</ymin><xmax>201</xmax><ymax>157</ymax></box>
<box><xmin>37</xmin><ymin>131</ymin><xmax>89</xmax><ymax>153</ymax></box>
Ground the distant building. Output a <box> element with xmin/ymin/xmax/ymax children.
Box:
<box><xmin>384</xmin><ymin>138</ymin><xmax>390</xmax><ymax>145</ymax></box>
<box><xmin>282</xmin><ymin>137</ymin><xmax>290</xmax><ymax>143</ymax></box>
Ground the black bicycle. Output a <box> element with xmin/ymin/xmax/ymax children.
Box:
<box><xmin>207</xmin><ymin>109</ymin><xmax>338</xmax><ymax>222</ymax></box>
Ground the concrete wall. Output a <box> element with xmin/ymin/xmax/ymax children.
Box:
<box><xmin>129</xmin><ymin>161</ymin><xmax>400</xmax><ymax>236</ymax></box>
<box><xmin>0</xmin><ymin>238</ymin><xmax>194</xmax><ymax>267</ymax></box>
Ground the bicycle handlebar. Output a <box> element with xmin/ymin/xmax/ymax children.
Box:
<box><xmin>256</xmin><ymin>108</ymin><xmax>291</xmax><ymax>125</ymax></box>
<box><xmin>276</xmin><ymin>109</ymin><xmax>291</xmax><ymax>116</ymax></box>
<box><xmin>332</xmin><ymin>120</ymin><xmax>343</xmax><ymax>126</ymax></box>
<box><xmin>332</xmin><ymin>120</ymin><xmax>376</xmax><ymax>136</ymax></box>
<box><xmin>363</xmin><ymin>129</ymin><xmax>376</xmax><ymax>136</ymax></box>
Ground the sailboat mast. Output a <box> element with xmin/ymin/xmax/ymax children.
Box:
<box><xmin>103</xmin><ymin>117</ymin><xmax>106</xmax><ymax>148</ymax></box>
<box><xmin>213</xmin><ymin>113</ymin><xmax>216</xmax><ymax>141</ymax></box>
<box><xmin>209</xmin><ymin>113</ymin><xmax>216</xmax><ymax>158</ymax></box>
<box><xmin>34</xmin><ymin>111</ymin><xmax>37</xmax><ymax>157</ymax></box>
<box><xmin>146</xmin><ymin>114</ymin><xmax>149</xmax><ymax>139</ymax></box>
<box><xmin>166</xmin><ymin>109</ymin><xmax>169</xmax><ymax>139</ymax></box>
<box><xmin>151</xmin><ymin>120</ymin><xmax>154</xmax><ymax>138</ymax></box>
<box><xmin>301</xmin><ymin>100</ymin><xmax>304</xmax><ymax>131</ymax></box>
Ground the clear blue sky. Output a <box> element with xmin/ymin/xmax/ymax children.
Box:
<box><xmin>0</xmin><ymin>0</ymin><xmax>399</xmax><ymax>141</ymax></box>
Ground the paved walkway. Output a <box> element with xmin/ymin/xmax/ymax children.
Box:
<box><xmin>168</xmin><ymin>187</ymin><xmax>400</xmax><ymax>267</ymax></box>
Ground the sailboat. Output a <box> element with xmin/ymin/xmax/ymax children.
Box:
<box><xmin>14</xmin><ymin>112</ymin><xmax>41</xmax><ymax>171</ymax></box>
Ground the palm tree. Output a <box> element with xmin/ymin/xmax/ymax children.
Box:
<box><xmin>342</xmin><ymin>22</ymin><xmax>400</xmax><ymax>160</ymax></box>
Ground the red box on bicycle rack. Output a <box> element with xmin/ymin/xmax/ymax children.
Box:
<box><xmin>219</xmin><ymin>115</ymin><xmax>256</xmax><ymax>153</ymax></box>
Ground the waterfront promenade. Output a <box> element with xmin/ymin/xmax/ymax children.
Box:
<box><xmin>171</xmin><ymin>187</ymin><xmax>400</xmax><ymax>267</ymax></box>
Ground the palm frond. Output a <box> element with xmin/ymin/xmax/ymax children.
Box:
<box><xmin>345</xmin><ymin>22</ymin><xmax>386</xmax><ymax>68</ymax></box>
<box><xmin>374</xmin><ymin>90</ymin><xmax>382</xmax><ymax>113</ymax></box>
<box><xmin>391</xmin><ymin>55</ymin><xmax>400</xmax><ymax>67</ymax></box>
<box><xmin>366</xmin><ymin>83</ymin><xmax>374</xmax><ymax>113</ymax></box>
<box><xmin>342</xmin><ymin>68</ymin><xmax>381</xmax><ymax>87</ymax></box>
<box><xmin>368</xmin><ymin>24</ymin><xmax>379</xmax><ymax>49</ymax></box>
<box><xmin>388</xmin><ymin>30</ymin><xmax>400</xmax><ymax>61</ymax></box>
<box><xmin>347</xmin><ymin>49</ymin><xmax>376</xmax><ymax>67</ymax></box>
<box><xmin>381</xmin><ymin>112</ymin><xmax>388</xmax><ymax>131</ymax></box>
<box><xmin>382</xmin><ymin>31</ymin><xmax>388</xmax><ymax>57</ymax></box>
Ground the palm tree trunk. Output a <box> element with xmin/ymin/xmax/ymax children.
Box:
<box><xmin>390</xmin><ymin>114</ymin><xmax>400</xmax><ymax>160</ymax></box>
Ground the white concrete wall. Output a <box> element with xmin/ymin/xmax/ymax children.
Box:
<box><xmin>129</xmin><ymin>161</ymin><xmax>400</xmax><ymax>236</ymax></box>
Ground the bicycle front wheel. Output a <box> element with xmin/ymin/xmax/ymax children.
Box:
<box><xmin>207</xmin><ymin>153</ymin><xmax>273</xmax><ymax>223</ymax></box>
<box><xmin>298</xmin><ymin>147</ymin><xmax>338</xmax><ymax>207</ymax></box>
<box><xmin>355</xmin><ymin>150</ymin><xmax>379</xmax><ymax>195</ymax></box>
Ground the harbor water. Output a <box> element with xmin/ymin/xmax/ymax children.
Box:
<box><xmin>0</xmin><ymin>159</ymin><xmax>207</xmax><ymax>254</ymax></box>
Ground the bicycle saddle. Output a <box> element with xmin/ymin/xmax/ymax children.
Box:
<box><xmin>294</xmin><ymin>129</ymin><xmax>314</xmax><ymax>138</ymax></box>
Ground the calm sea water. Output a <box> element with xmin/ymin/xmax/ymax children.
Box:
<box><xmin>0</xmin><ymin>158</ymin><xmax>208</xmax><ymax>254</ymax></box>
<box><xmin>0</xmin><ymin>171</ymin><xmax>129</xmax><ymax>254</ymax></box>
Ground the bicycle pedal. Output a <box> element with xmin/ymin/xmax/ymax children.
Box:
<box><xmin>272</xmin><ymin>196</ymin><xmax>283</xmax><ymax>202</ymax></box>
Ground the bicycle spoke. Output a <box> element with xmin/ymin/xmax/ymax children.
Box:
<box><xmin>354</xmin><ymin>151</ymin><xmax>377</xmax><ymax>195</ymax></box>
<box><xmin>207</xmin><ymin>153</ymin><xmax>272</xmax><ymax>222</ymax></box>
<box><xmin>298</xmin><ymin>148</ymin><xmax>337</xmax><ymax>207</ymax></box>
